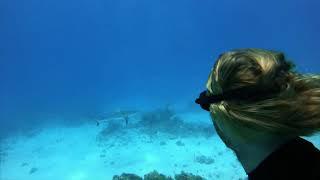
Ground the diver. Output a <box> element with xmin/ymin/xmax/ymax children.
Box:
<box><xmin>195</xmin><ymin>48</ymin><xmax>320</xmax><ymax>180</ymax></box>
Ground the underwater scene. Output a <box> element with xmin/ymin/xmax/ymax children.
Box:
<box><xmin>1</xmin><ymin>0</ymin><xmax>320</xmax><ymax>179</ymax></box>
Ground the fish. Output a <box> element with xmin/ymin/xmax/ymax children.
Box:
<box><xmin>94</xmin><ymin>110</ymin><xmax>138</xmax><ymax>126</ymax></box>
<box><xmin>29</xmin><ymin>167</ymin><xmax>38</xmax><ymax>174</ymax></box>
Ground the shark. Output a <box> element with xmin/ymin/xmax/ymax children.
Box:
<box><xmin>94</xmin><ymin>110</ymin><xmax>138</xmax><ymax>126</ymax></box>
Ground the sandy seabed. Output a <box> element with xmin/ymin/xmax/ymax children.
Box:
<box><xmin>0</xmin><ymin>112</ymin><xmax>319</xmax><ymax>180</ymax></box>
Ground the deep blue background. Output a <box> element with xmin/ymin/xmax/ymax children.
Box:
<box><xmin>1</xmin><ymin>0</ymin><xmax>319</xmax><ymax>137</ymax></box>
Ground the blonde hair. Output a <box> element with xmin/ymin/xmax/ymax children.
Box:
<box><xmin>207</xmin><ymin>48</ymin><xmax>320</xmax><ymax>138</ymax></box>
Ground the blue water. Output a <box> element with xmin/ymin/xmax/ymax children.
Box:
<box><xmin>1</xmin><ymin>0</ymin><xmax>320</xmax><ymax>179</ymax></box>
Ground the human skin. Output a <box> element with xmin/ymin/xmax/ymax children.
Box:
<box><xmin>209</xmin><ymin>105</ymin><xmax>295</xmax><ymax>173</ymax></box>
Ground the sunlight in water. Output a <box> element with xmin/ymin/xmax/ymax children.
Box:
<box><xmin>68</xmin><ymin>171</ymin><xmax>88</xmax><ymax>180</ymax></box>
<box><xmin>144</xmin><ymin>153</ymin><xmax>159</xmax><ymax>164</ymax></box>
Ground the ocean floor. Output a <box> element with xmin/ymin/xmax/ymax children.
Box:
<box><xmin>0</xmin><ymin>112</ymin><xmax>319</xmax><ymax>180</ymax></box>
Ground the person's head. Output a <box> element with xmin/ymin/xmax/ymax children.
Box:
<box><xmin>198</xmin><ymin>48</ymin><xmax>320</xmax><ymax>151</ymax></box>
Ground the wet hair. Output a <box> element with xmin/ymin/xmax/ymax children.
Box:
<box><xmin>207</xmin><ymin>48</ymin><xmax>320</xmax><ymax>138</ymax></box>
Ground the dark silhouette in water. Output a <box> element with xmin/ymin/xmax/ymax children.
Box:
<box><xmin>94</xmin><ymin>110</ymin><xmax>138</xmax><ymax>126</ymax></box>
<box><xmin>112</xmin><ymin>170</ymin><xmax>205</xmax><ymax>180</ymax></box>
<box><xmin>196</xmin><ymin>49</ymin><xmax>320</xmax><ymax>180</ymax></box>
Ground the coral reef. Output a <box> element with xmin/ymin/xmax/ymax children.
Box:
<box><xmin>137</xmin><ymin>105</ymin><xmax>215</xmax><ymax>138</ymax></box>
<box><xmin>138</xmin><ymin>105</ymin><xmax>179</xmax><ymax>135</ymax></box>
<box><xmin>175</xmin><ymin>140</ymin><xmax>185</xmax><ymax>146</ymax></box>
<box><xmin>95</xmin><ymin>105</ymin><xmax>216</xmax><ymax>142</ymax></box>
<box><xmin>112</xmin><ymin>170</ymin><xmax>205</xmax><ymax>180</ymax></box>
<box><xmin>144</xmin><ymin>170</ymin><xmax>173</xmax><ymax>180</ymax></box>
<box><xmin>113</xmin><ymin>173</ymin><xmax>143</xmax><ymax>180</ymax></box>
<box><xmin>96</xmin><ymin>120</ymin><xmax>124</xmax><ymax>142</ymax></box>
<box><xmin>194</xmin><ymin>155</ymin><xmax>215</xmax><ymax>165</ymax></box>
<box><xmin>159</xmin><ymin>141</ymin><xmax>166</xmax><ymax>146</ymax></box>
<box><xmin>174</xmin><ymin>171</ymin><xmax>204</xmax><ymax>180</ymax></box>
